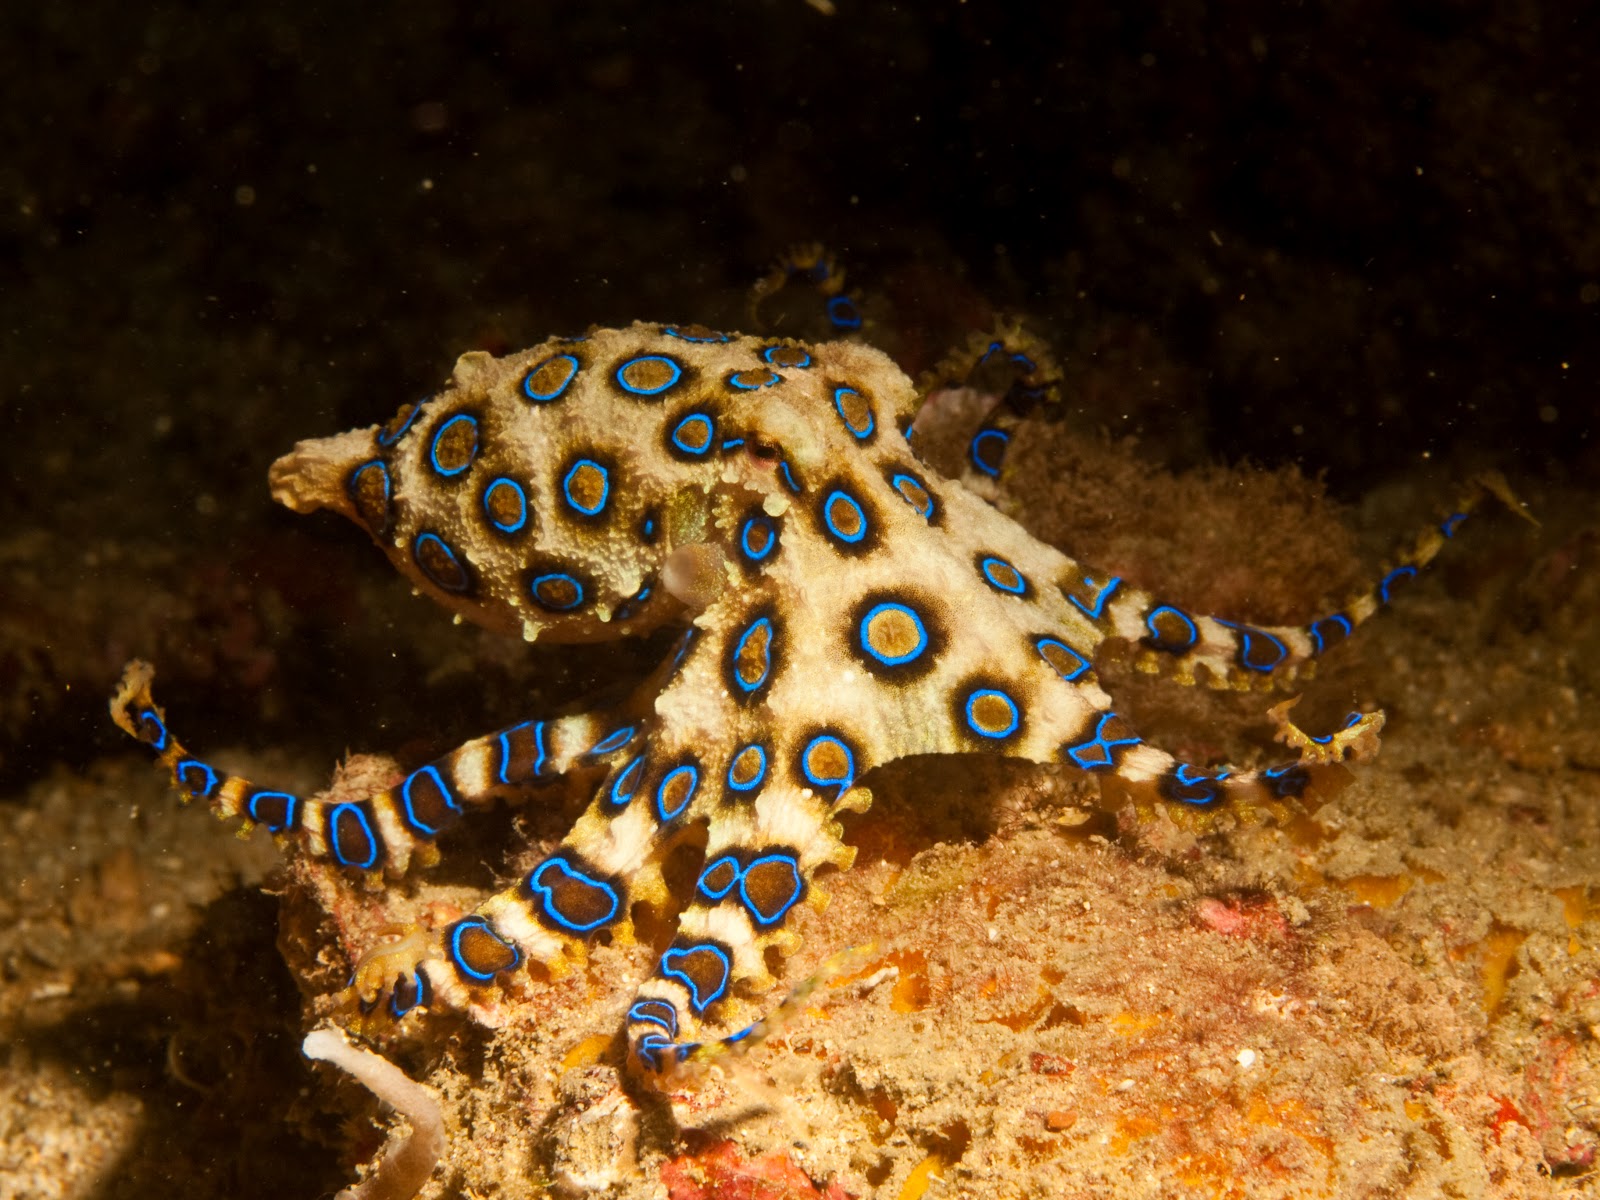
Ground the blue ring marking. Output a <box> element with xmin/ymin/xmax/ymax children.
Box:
<box><xmin>969</xmin><ymin>428</ymin><xmax>1010</xmax><ymax>477</ymax></box>
<box><xmin>642</xmin><ymin>514</ymin><xmax>657</xmax><ymax>539</ymax></box>
<box><xmin>496</xmin><ymin>720</ymin><xmax>547</xmax><ymax>784</ymax></box>
<box><xmin>400</xmin><ymin>764</ymin><xmax>462</xmax><ymax>835</ymax></box>
<box><xmin>327</xmin><ymin>802</ymin><xmax>380</xmax><ymax>869</ymax></box>
<box><xmin>826</xmin><ymin>295</ymin><xmax>862</xmax><ymax>330</ymax></box>
<box><xmin>1308</xmin><ymin>614</ymin><xmax>1353</xmax><ymax>655</ymax></box>
<box><xmin>696</xmin><ymin>855</ymin><xmax>742</xmax><ymax>902</ymax></box>
<box><xmin>531</xmin><ymin>572</ymin><xmax>585</xmax><ymax>611</ymax></box>
<box><xmin>660</xmin><ymin>943</ymin><xmax>731</xmax><ymax>1012</ymax></box>
<box><xmin>1262</xmin><ymin>763</ymin><xmax>1312</xmax><ymax>798</ymax></box>
<box><xmin>1145</xmin><ymin>604</ymin><xmax>1199</xmax><ymax>651</ymax></box>
<box><xmin>731</xmin><ymin>617</ymin><xmax>774</xmax><ymax>693</ymax></box>
<box><xmin>636</xmin><ymin>1032</ymin><xmax>689</xmax><ymax>1073</ymax></box>
<box><xmin>523</xmin><ymin>353</ymin><xmax>579</xmax><ymax>402</ymax></box>
<box><xmin>1309</xmin><ymin>712</ymin><xmax>1365</xmax><ymax>746</ymax></box>
<box><xmin>833</xmin><ymin>386</ymin><xmax>875</xmax><ymax>438</ymax></box>
<box><xmin>726</xmin><ymin>743</ymin><xmax>769</xmax><ymax>793</ymax></box>
<box><xmin>561</xmin><ymin>458</ymin><xmax>611</xmax><ymax>516</ymax></box>
<box><xmin>858</xmin><ymin>602</ymin><xmax>928</xmax><ymax>667</ymax></box>
<box><xmin>412</xmin><ymin>532</ymin><xmax>470</xmax><ymax>593</ymax></box>
<box><xmin>1067</xmin><ymin>574</ymin><xmax>1122</xmax><ymax>619</ymax></box>
<box><xmin>136</xmin><ymin>707</ymin><xmax>169</xmax><ymax>751</ymax></box>
<box><xmin>1034</xmin><ymin>636</ymin><xmax>1092</xmax><ymax>682</ymax></box>
<box><xmin>670</xmin><ymin>413</ymin><xmax>715</xmax><ymax>456</ymax></box>
<box><xmin>740</xmin><ymin>853</ymin><xmax>804</xmax><ymax>926</ymax></box>
<box><xmin>175</xmin><ymin>758</ymin><xmax>219</xmax><ymax>799</ymax></box>
<box><xmin>1441</xmin><ymin>512</ymin><xmax>1467</xmax><ymax>537</ymax></box>
<box><xmin>527</xmin><ymin>857</ymin><xmax>620</xmax><ymax>933</ymax></box>
<box><xmin>739</xmin><ymin>515</ymin><xmax>778</xmax><ymax>563</ymax></box>
<box><xmin>801</xmin><ymin>734</ymin><xmax>856</xmax><ymax>796</ymax></box>
<box><xmin>627</xmin><ymin>999</ymin><xmax>679</xmax><ymax>1036</ymax></box>
<box><xmin>1065</xmin><ymin>712</ymin><xmax>1143</xmax><ymax>771</ymax></box>
<box><xmin>778</xmin><ymin>460</ymin><xmax>801</xmax><ymax>494</ymax></box>
<box><xmin>349</xmin><ymin>459</ymin><xmax>392</xmax><ymax>514</ymax></box>
<box><xmin>980</xmin><ymin>556</ymin><xmax>1027</xmax><ymax>595</ymax></box>
<box><xmin>428</xmin><ymin>413</ymin><xmax>479</xmax><ymax>477</ymax></box>
<box><xmin>482</xmin><ymin>477</ymin><xmax>528</xmax><ymax>534</ymax></box>
<box><xmin>721</xmin><ymin>437</ymin><xmax>746</xmax><ymax>452</ymax></box>
<box><xmin>890</xmin><ymin>472</ymin><xmax>935</xmax><ymax>520</ymax></box>
<box><xmin>388</xmin><ymin>968</ymin><xmax>431</xmax><ymax>1018</ymax></box>
<box><xmin>663</xmin><ymin>325</ymin><xmax>730</xmax><ymax>343</ymax></box>
<box><xmin>655</xmin><ymin>764</ymin><xmax>700</xmax><ymax>821</ymax></box>
<box><xmin>609</xmin><ymin>755</ymin><xmax>645</xmax><ymax>807</ymax></box>
<box><xmin>823</xmin><ymin>490</ymin><xmax>869</xmax><ymax>544</ymax></box>
<box><xmin>762</xmin><ymin>344</ymin><xmax>812</xmax><ymax>368</ymax></box>
<box><xmin>978</xmin><ymin>340</ymin><xmax>1038</xmax><ymax>374</ymax></box>
<box><xmin>377</xmin><ymin>399</ymin><xmax>425</xmax><ymax>446</ymax></box>
<box><xmin>447</xmin><ymin>918</ymin><xmax>521</xmax><ymax>983</ymax></box>
<box><xmin>246</xmin><ymin>789</ymin><xmax>300</xmax><ymax>832</ymax></box>
<box><xmin>615</xmin><ymin>354</ymin><xmax>682</xmax><ymax>396</ymax></box>
<box><xmin>1216</xmin><ymin>620</ymin><xmax>1289</xmax><ymax>672</ymax></box>
<box><xmin>964</xmin><ymin>688</ymin><xmax>1021</xmax><ymax>739</ymax></box>
<box><xmin>1165</xmin><ymin>763</ymin><xmax>1230</xmax><ymax>806</ymax></box>
<box><xmin>1379</xmin><ymin>565</ymin><xmax>1417</xmax><ymax>604</ymax></box>
<box><xmin>728</xmin><ymin>368</ymin><xmax>781</xmax><ymax>391</ymax></box>
<box><xmin>589</xmin><ymin>725</ymin><xmax>637</xmax><ymax>756</ymax></box>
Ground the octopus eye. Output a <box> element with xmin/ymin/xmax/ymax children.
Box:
<box><xmin>749</xmin><ymin>440</ymin><xmax>781</xmax><ymax>462</ymax></box>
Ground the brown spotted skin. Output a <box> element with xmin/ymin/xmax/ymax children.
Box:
<box><xmin>111</xmin><ymin>318</ymin><xmax>1502</xmax><ymax>1075</ymax></box>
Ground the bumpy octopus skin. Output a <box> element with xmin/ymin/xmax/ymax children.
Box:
<box><xmin>111</xmin><ymin>319</ymin><xmax>1496</xmax><ymax>1073</ymax></box>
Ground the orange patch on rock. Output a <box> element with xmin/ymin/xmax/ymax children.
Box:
<box><xmin>661</xmin><ymin>1140</ymin><xmax>853</xmax><ymax>1200</ymax></box>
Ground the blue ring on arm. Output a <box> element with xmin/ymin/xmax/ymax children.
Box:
<box><xmin>655</xmin><ymin>764</ymin><xmax>701</xmax><ymax>821</ymax></box>
<box><xmin>482</xmin><ymin>477</ymin><xmax>529</xmax><ymax>534</ymax></box>
<box><xmin>800</xmin><ymin>733</ymin><xmax>856</xmax><ymax>798</ymax></box>
<box><xmin>527</xmin><ymin>856</ymin><xmax>620</xmax><ymax>933</ymax></box>
<box><xmin>326</xmin><ymin>802</ymin><xmax>380</xmax><ymax>869</ymax></box>
<box><xmin>447</xmin><ymin>917</ymin><xmax>521</xmax><ymax>983</ymax></box>
<box><xmin>969</xmin><ymin>428</ymin><xmax>1009</xmax><ymax>477</ymax></box>
<box><xmin>399</xmin><ymin>764</ymin><xmax>462</xmax><ymax>836</ymax></box>
<box><xmin>833</xmin><ymin>386</ymin><xmax>874</xmax><ymax>438</ymax></box>
<box><xmin>175</xmin><ymin>758</ymin><xmax>219</xmax><ymax>799</ymax></box>
<box><xmin>823</xmin><ymin>490</ymin><xmax>869</xmax><ymax>544</ymax></box>
<box><xmin>980</xmin><ymin>556</ymin><xmax>1027</xmax><ymax>595</ymax></box>
<box><xmin>670</xmin><ymin>413</ymin><xmax>715</xmax><ymax>456</ymax></box>
<box><xmin>826</xmin><ymin>295</ymin><xmax>863</xmax><ymax>330</ymax></box>
<box><xmin>588</xmin><ymin>725</ymin><xmax>637</xmax><ymax>756</ymax></box>
<box><xmin>608</xmin><ymin>755</ymin><xmax>645</xmax><ymax>807</ymax></box>
<box><xmin>726</xmin><ymin>743</ymin><xmax>769</xmax><ymax>792</ymax></box>
<box><xmin>531</xmin><ymin>571</ymin><xmax>585</xmax><ymax>611</ymax></box>
<box><xmin>428</xmin><ymin>413</ymin><xmax>479</xmax><ymax>477</ymax></box>
<box><xmin>1144</xmin><ymin>604</ymin><xmax>1199</xmax><ymax>651</ymax></box>
<box><xmin>857</xmin><ymin>602</ymin><xmax>928</xmax><ymax>667</ymax></box>
<box><xmin>614</xmin><ymin>355</ymin><xmax>683</xmax><ymax>396</ymax></box>
<box><xmin>561</xmin><ymin>459</ymin><xmax>610</xmax><ymax>515</ymax></box>
<box><xmin>731</xmin><ymin>617</ymin><xmax>774</xmax><ymax>693</ymax></box>
<box><xmin>964</xmin><ymin>688</ymin><xmax>1021</xmax><ymax>739</ymax></box>
<box><xmin>522</xmin><ymin>354</ymin><xmax>579</xmax><ymax>402</ymax></box>
<box><xmin>890</xmin><ymin>472</ymin><xmax>935</xmax><ymax>520</ymax></box>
